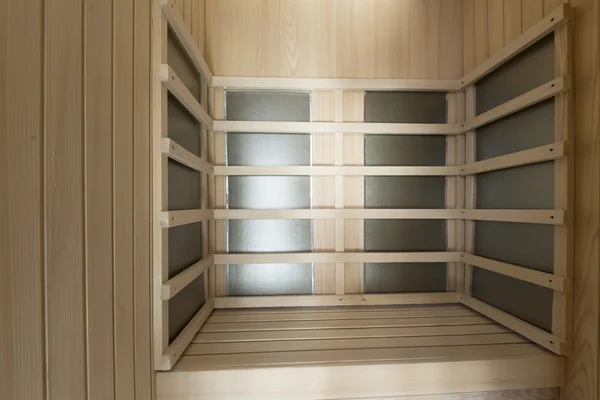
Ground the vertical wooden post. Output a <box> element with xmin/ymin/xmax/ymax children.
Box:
<box><xmin>463</xmin><ymin>86</ymin><xmax>476</xmax><ymax>296</ymax></box>
<box><xmin>446</xmin><ymin>93</ymin><xmax>465</xmax><ymax>292</ymax></box>
<box><xmin>151</xmin><ymin>0</ymin><xmax>169</xmax><ymax>366</ymax></box>
<box><xmin>551</xmin><ymin>21</ymin><xmax>573</xmax><ymax>346</ymax></box>
<box><xmin>312</xmin><ymin>91</ymin><xmax>336</xmax><ymax>294</ymax></box>
<box><xmin>334</xmin><ymin>90</ymin><xmax>345</xmax><ymax>294</ymax></box>
<box><xmin>210</xmin><ymin>88</ymin><xmax>227</xmax><ymax>296</ymax></box>
<box><xmin>201</xmin><ymin>79</ymin><xmax>211</xmax><ymax>300</ymax></box>
<box><xmin>343</xmin><ymin>91</ymin><xmax>365</xmax><ymax>294</ymax></box>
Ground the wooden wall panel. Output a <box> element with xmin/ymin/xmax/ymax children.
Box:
<box><xmin>1</xmin><ymin>0</ymin><xmax>155</xmax><ymax>398</ymax></box>
<box><xmin>85</xmin><ymin>0</ymin><xmax>115</xmax><ymax>398</ymax></box>
<box><xmin>206</xmin><ymin>0</ymin><xmax>464</xmax><ymax>79</ymax></box>
<box><xmin>462</xmin><ymin>1</ymin><xmax>600</xmax><ymax>400</ymax></box>
<box><xmin>0</xmin><ymin>1</ymin><xmax>45</xmax><ymax>399</ymax></box>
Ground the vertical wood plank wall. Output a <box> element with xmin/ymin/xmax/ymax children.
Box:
<box><xmin>462</xmin><ymin>2</ymin><xmax>600</xmax><ymax>400</ymax></box>
<box><xmin>206</xmin><ymin>0</ymin><xmax>464</xmax><ymax>79</ymax></box>
<box><xmin>0</xmin><ymin>0</ymin><xmax>203</xmax><ymax>399</ymax></box>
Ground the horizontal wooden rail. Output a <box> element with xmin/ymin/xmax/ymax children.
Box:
<box><xmin>214</xmin><ymin>252</ymin><xmax>460</xmax><ymax>265</ymax></box>
<box><xmin>160</xmin><ymin>0</ymin><xmax>213</xmax><ymax>84</ymax></box>
<box><xmin>214</xmin><ymin>209</ymin><xmax>460</xmax><ymax>220</ymax></box>
<box><xmin>161</xmin><ymin>256</ymin><xmax>215</xmax><ymax>300</ymax></box>
<box><xmin>214</xmin><ymin>208</ymin><xmax>564</xmax><ymax>224</ymax></box>
<box><xmin>461</xmin><ymin>253</ymin><xmax>569</xmax><ymax>291</ymax></box>
<box><xmin>215</xmin><ymin>292</ymin><xmax>461</xmax><ymax>309</ymax></box>
<box><xmin>211</xmin><ymin>76</ymin><xmax>461</xmax><ymax>91</ymax></box>
<box><xmin>214</xmin><ymin>166</ymin><xmax>459</xmax><ymax>177</ymax></box>
<box><xmin>158</xmin><ymin>299</ymin><xmax>214</xmax><ymax>370</ymax></box>
<box><xmin>160</xmin><ymin>65</ymin><xmax>213</xmax><ymax>128</ymax></box>
<box><xmin>460</xmin><ymin>209</ymin><xmax>564</xmax><ymax>225</ymax></box>
<box><xmin>213</xmin><ymin>121</ymin><xmax>459</xmax><ymax>135</ymax></box>
<box><xmin>160</xmin><ymin>209</ymin><xmax>214</xmax><ymax>228</ymax></box>
<box><xmin>161</xmin><ymin>138</ymin><xmax>214</xmax><ymax>174</ymax></box>
<box><xmin>460</xmin><ymin>76</ymin><xmax>569</xmax><ymax>132</ymax></box>
<box><xmin>460</xmin><ymin>142</ymin><xmax>567</xmax><ymax>175</ymax></box>
<box><xmin>460</xmin><ymin>296</ymin><xmax>567</xmax><ymax>355</ymax></box>
<box><xmin>460</xmin><ymin>4</ymin><xmax>571</xmax><ymax>88</ymax></box>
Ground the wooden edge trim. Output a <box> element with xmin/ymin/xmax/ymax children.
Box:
<box><xmin>460</xmin><ymin>209</ymin><xmax>565</xmax><ymax>225</ymax></box>
<box><xmin>159</xmin><ymin>0</ymin><xmax>213</xmax><ymax>84</ymax></box>
<box><xmin>160</xmin><ymin>64</ymin><xmax>213</xmax><ymax>128</ymax></box>
<box><xmin>213</xmin><ymin>121</ymin><xmax>460</xmax><ymax>135</ymax></box>
<box><xmin>160</xmin><ymin>209</ymin><xmax>214</xmax><ymax>228</ymax></box>
<box><xmin>214</xmin><ymin>252</ymin><xmax>460</xmax><ymax>264</ymax></box>
<box><xmin>460</xmin><ymin>142</ymin><xmax>567</xmax><ymax>175</ymax></box>
<box><xmin>460</xmin><ymin>3</ymin><xmax>572</xmax><ymax>88</ymax></box>
<box><xmin>213</xmin><ymin>209</ymin><xmax>461</xmax><ymax>220</ymax></box>
<box><xmin>214</xmin><ymin>292</ymin><xmax>461</xmax><ymax>309</ymax></box>
<box><xmin>211</xmin><ymin>76</ymin><xmax>461</xmax><ymax>91</ymax></box>
<box><xmin>161</xmin><ymin>138</ymin><xmax>214</xmax><ymax>174</ymax></box>
<box><xmin>461</xmin><ymin>253</ymin><xmax>569</xmax><ymax>291</ymax></box>
<box><xmin>460</xmin><ymin>76</ymin><xmax>570</xmax><ymax>132</ymax></box>
<box><xmin>213</xmin><ymin>166</ymin><xmax>459</xmax><ymax>177</ymax></box>
<box><xmin>157</xmin><ymin>299</ymin><xmax>215</xmax><ymax>370</ymax></box>
<box><xmin>161</xmin><ymin>256</ymin><xmax>215</xmax><ymax>300</ymax></box>
<box><xmin>460</xmin><ymin>296</ymin><xmax>567</xmax><ymax>355</ymax></box>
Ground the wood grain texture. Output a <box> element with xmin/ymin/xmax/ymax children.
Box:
<box><xmin>0</xmin><ymin>1</ymin><xmax>45</xmax><ymax>399</ymax></box>
<box><xmin>85</xmin><ymin>0</ymin><xmax>115</xmax><ymax>397</ymax></box>
<box><xmin>45</xmin><ymin>0</ymin><xmax>87</xmax><ymax>397</ymax></box>
<box><xmin>206</xmin><ymin>0</ymin><xmax>463</xmax><ymax>78</ymax></box>
<box><xmin>2</xmin><ymin>0</ymin><xmax>154</xmax><ymax>398</ymax></box>
<box><xmin>133</xmin><ymin>0</ymin><xmax>153</xmax><ymax>396</ymax></box>
<box><xmin>312</xmin><ymin>90</ymin><xmax>336</xmax><ymax>294</ymax></box>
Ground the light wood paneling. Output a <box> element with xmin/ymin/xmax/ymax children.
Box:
<box><xmin>1</xmin><ymin>0</ymin><xmax>155</xmax><ymax>398</ymax></box>
<box><xmin>85</xmin><ymin>0</ymin><xmax>115</xmax><ymax>397</ymax></box>
<box><xmin>462</xmin><ymin>0</ymin><xmax>599</xmax><ymax>399</ymax></box>
<box><xmin>206</xmin><ymin>0</ymin><xmax>463</xmax><ymax>78</ymax></box>
<box><xmin>0</xmin><ymin>1</ymin><xmax>45</xmax><ymax>399</ymax></box>
<box><xmin>174</xmin><ymin>0</ymin><xmax>206</xmax><ymax>55</ymax></box>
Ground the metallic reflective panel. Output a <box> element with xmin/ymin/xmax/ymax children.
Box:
<box><xmin>365</xmin><ymin>263</ymin><xmax>448</xmax><ymax>293</ymax></box>
<box><xmin>475</xmin><ymin>221</ymin><xmax>554</xmax><ymax>273</ymax></box>
<box><xmin>476</xmin><ymin>34</ymin><xmax>554</xmax><ymax>114</ymax></box>
<box><xmin>168</xmin><ymin>273</ymin><xmax>206</xmax><ymax>343</ymax></box>
<box><xmin>226</xmin><ymin>90</ymin><xmax>311</xmax><ymax>122</ymax></box>
<box><xmin>471</xmin><ymin>268</ymin><xmax>553</xmax><ymax>332</ymax></box>
<box><xmin>168</xmin><ymin>222</ymin><xmax>203</xmax><ymax>278</ymax></box>
<box><xmin>168</xmin><ymin>159</ymin><xmax>202</xmax><ymax>210</ymax></box>
<box><xmin>228</xmin><ymin>220</ymin><xmax>312</xmax><ymax>253</ymax></box>
<box><xmin>168</xmin><ymin>94</ymin><xmax>202</xmax><ymax>157</ymax></box>
<box><xmin>365</xmin><ymin>177</ymin><xmax>446</xmax><ymax>209</ymax></box>
<box><xmin>227</xmin><ymin>133</ymin><xmax>310</xmax><ymax>166</ymax></box>
<box><xmin>476</xmin><ymin>100</ymin><xmax>554</xmax><ymax>161</ymax></box>
<box><xmin>476</xmin><ymin>162</ymin><xmax>554</xmax><ymax>209</ymax></box>
<box><xmin>365</xmin><ymin>220</ymin><xmax>446</xmax><ymax>252</ymax></box>
<box><xmin>365</xmin><ymin>135</ymin><xmax>446</xmax><ymax>166</ymax></box>
<box><xmin>167</xmin><ymin>28</ymin><xmax>201</xmax><ymax>102</ymax></box>
<box><xmin>228</xmin><ymin>176</ymin><xmax>311</xmax><ymax>209</ymax></box>
<box><xmin>364</xmin><ymin>92</ymin><xmax>447</xmax><ymax>123</ymax></box>
<box><xmin>227</xmin><ymin>264</ymin><xmax>313</xmax><ymax>296</ymax></box>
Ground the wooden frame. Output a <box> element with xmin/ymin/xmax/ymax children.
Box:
<box><xmin>214</xmin><ymin>165</ymin><xmax>458</xmax><ymax>176</ymax></box>
<box><xmin>214</xmin><ymin>252</ymin><xmax>460</xmax><ymax>265</ymax></box>
<box><xmin>457</xmin><ymin>4</ymin><xmax>573</xmax><ymax>357</ymax></box>
<box><xmin>152</xmin><ymin>0</ymin><xmax>215</xmax><ymax>371</ymax></box>
<box><xmin>459</xmin><ymin>142</ymin><xmax>568</xmax><ymax>176</ymax></box>
<box><xmin>159</xmin><ymin>0</ymin><xmax>212</xmax><ymax>84</ymax></box>
<box><xmin>214</xmin><ymin>292</ymin><xmax>461</xmax><ymax>309</ymax></box>
<box><xmin>211</xmin><ymin>76</ymin><xmax>461</xmax><ymax>91</ymax></box>
<box><xmin>160</xmin><ymin>65</ymin><xmax>213</xmax><ymax>128</ymax></box>
<box><xmin>161</xmin><ymin>138</ymin><xmax>214</xmax><ymax>174</ymax></box>
<box><xmin>213</xmin><ymin>121</ymin><xmax>459</xmax><ymax>135</ymax></box>
<box><xmin>459</xmin><ymin>4</ymin><xmax>572</xmax><ymax>88</ymax></box>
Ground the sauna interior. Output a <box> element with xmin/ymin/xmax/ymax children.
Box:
<box><xmin>3</xmin><ymin>0</ymin><xmax>600</xmax><ymax>400</ymax></box>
